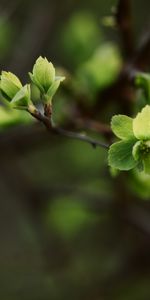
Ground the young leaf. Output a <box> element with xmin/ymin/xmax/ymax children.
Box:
<box><xmin>132</xmin><ymin>141</ymin><xmax>142</xmax><ymax>161</ymax></box>
<box><xmin>133</xmin><ymin>105</ymin><xmax>150</xmax><ymax>140</ymax></box>
<box><xmin>108</xmin><ymin>139</ymin><xmax>137</xmax><ymax>170</ymax></box>
<box><xmin>11</xmin><ymin>84</ymin><xmax>31</xmax><ymax>110</ymax></box>
<box><xmin>0</xmin><ymin>71</ymin><xmax>22</xmax><ymax>100</ymax></box>
<box><xmin>143</xmin><ymin>155</ymin><xmax>150</xmax><ymax>175</ymax></box>
<box><xmin>135</xmin><ymin>72</ymin><xmax>150</xmax><ymax>104</ymax></box>
<box><xmin>29</xmin><ymin>56</ymin><xmax>55</xmax><ymax>93</ymax></box>
<box><xmin>111</xmin><ymin>115</ymin><xmax>134</xmax><ymax>140</ymax></box>
<box><xmin>46</xmin><ymin>77</ymin><xmax>65</xmax><ymax>100</ymax></box>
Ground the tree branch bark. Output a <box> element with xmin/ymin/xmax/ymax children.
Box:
<box><xmin>116</xmin><ymin>0</ymin><xmax>134</xmax><ymax>57</ymax></box>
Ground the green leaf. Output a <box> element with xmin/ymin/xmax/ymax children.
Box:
<box><xmin>0</xmin><ymin>71</ymin><xmax>22</xmax><ymax>100</ymax></box>
<box><xmin>132</xmin><ymin>141</ymin><xmax>142</xmax><ymax>161</ymax></box>
<box><xmin>11</xmin><ymin>84</ymin><xmax>31</xmax><ymax>110</ymax></box>
<box><xmin>143</xmin><ymin>155</ymin><xmax>150</xmax><ymax>175</ymax></box>
<box><xmin>108</xmin><ymin>139</ymin><xmax>137</xmax><ymax>170</ymax></box>
<box><xmin>46</xmin><ymin>76</ymin><xmax>65</xmax><ymax>101</ymax></box>
<box><xmin>30</xmin><ymin>56</ymin><xmax>55</xmax><ymax>93</ymax></box>
<box><xmin>29</xmin><ymin>72</ymin><xmax>45</xmax><ymax>94</ymax></box>
<box><xmin>135</xmin><ymin>72</ymin><xmax>150</xmax><ymax>104</ymax></box>
<box><xmin>128</xmin><ymin>169</ymin><xmax>150</xmax><ymax>200</ymax></box>
<box><xmin>0</xmin><ymin>106</ymin><xmax>33</xmax><ymax>129</ymax></box>
<box><xmin>77</xmin><ymin>43</ymin><xmax>122</xmax><ymax>96</ymax></box>
<box><xmin>111</xmin><ymin>115</ymin><xmax>134</xmax><ymax>140</ymax></box>
<box><xmin>133</xmin><ymin>105</ymin><xmax>150</xmax><ymax>140</ymax></box>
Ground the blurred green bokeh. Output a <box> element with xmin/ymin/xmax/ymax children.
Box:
<box><xmin>0</xmin><ymin>1</ymin><xmax>150</xmax><ymax>300</ymax></box>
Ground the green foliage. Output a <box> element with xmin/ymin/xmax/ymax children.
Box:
<box><xmin>111</xmin><ymin>115</ymin><xmax>134</xmax><ymax>140</ymax></box>
<box><xmin>0</xmin><ymin>71</ymin><xmax>22</xmax><ymax>101</ymax></box>
<box><xmin>61</xmin><ymin>12</ymin><xmax>101</xmax><ymax>68</ymax></box>
<box><xmin>135</xmin><ymin>72</ymin><xmax>150</xmax><ymax>104</ymax></box>
<box><xmin>109</xmin><ymin>106</ymin><xmax>150</xmax><ymax>174</ymax></box>
<box><xmin>0</xmin><ymin>56</ymin><xmax>64</xmax><ymax>116</ymax></box>
<box><xmin>29</xmin><ymin>56</ymin><xmax>55</xmax><ymax>93</ymax></box>
<box><xmin>1</xmin><ymin>3</ymin><xmax>150</xmax><ymax>299</ymax></box>
<box><xmin>77</xmin><ymin>43</ymin><xmax>122</xmax><ymax>97</ymax></box>
<box><xmin>1</xmin><ymin>53</ymin><xmax>150</xmax><ymax>181</ymax></box>
<box><xmin>29</xmin><ymin>56</ymin><xmax>65</xmax><ymax>104</ymax></box>
<box><xmin>108</xmin><ymin>140</ymin><xmax>137</xmax><ymax>170</ymax></box>
<box><xmin>11</xmin><ymin>84</ymin><xmax>32</xmax><ymax>110</ymax></box>
<box><xmin>1</xmin><ymin>53</ymin><xmax>150</xmax><ymax>180</ymax></box>
<box><xmin>0</xmin><ymin>106</ymin><xmax>33</xmax><ymax>129</ymax></box>
<box><xmin>128</xmin><ymin>170</ymin><xmax>150</xmax><ymax>199</ymax></box>
<box><xmin>133</xmin><ymin>105</ymin><xmax>150</xmax><ymax>140</ymax></box>
<box><xmin>46</xmin><ymin>196</ymin><xmax>95</xmax><ymax>239</ymax></box>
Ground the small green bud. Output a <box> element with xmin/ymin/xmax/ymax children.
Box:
<box><xmin>29</xmin><ymin>56</ymin><xmax>55</xmax><ymax>94</ymax></box>
<box><xmin>29</xmin><ymin>56</ymin><xmax>65</xmax><ymax>103</ymax></box>
<box><xmin>47</xmin><ymin>77</ymin><xmax>65</xmax><ymax>99</ymax></box>
<box><xmin>11</xmin><ymin>84</ymin><xmax>32</xmax><ymax>110</ymax></box>
<box><xmin>0</xmin><ymin>71</ymin><xmax>22</xmax><ymax>101</ymax></box>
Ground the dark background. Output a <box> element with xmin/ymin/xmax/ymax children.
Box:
<box><xmin>0</xmin><ymin>1</ymin><xmax>150</xmax><ymax>299</ymax></box>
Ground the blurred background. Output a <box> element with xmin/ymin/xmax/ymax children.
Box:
<box><xmin>0</xmin><ymin>0</ymin><xmax>150</xmax><ymax>299</ymax></box>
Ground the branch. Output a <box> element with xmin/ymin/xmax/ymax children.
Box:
<box><xmin>75</xmin><ymin>118</ymin><xmax>112</xmax><ymax>135</ymax></box>
<box><xmin>116</xmin><ymin>0</ymin><xmax>134</xmax><ymax>57</ymax></box>
<box><xmin>122</xmin><ymin>32</ymin><xmax>150</xmax><ymax>84</ymax></box>
<box><xmin>132</xmin><ymin>32</ymin><xmax>150</xmax><ymax>71</ymax></box>
<box><xmin>53</xmin><ymin>127</ymin><xmax>109</xmax><ymax>149</ymax></box>
<box><xmin>29</xmin><ymin>109</ymin><xmax>109</xmax><ymax>149</ymax></box>
<box><xmin>95</xmin><ymin>30</ymin><xmax>150</xmax><ymax>113</ymax></box>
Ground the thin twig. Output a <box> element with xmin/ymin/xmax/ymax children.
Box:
<box><xmin>76</xmin><ymin>118</ymin><xmax>112</xmax><ymax>135</ymax></box>
<box><xmin>29</xmin><ymin>109</ymin><xmax>109</xmax><ymax>149</ymax></box>
<box><xmin>53</xmin><ymin>127</ymin><xmax>109</xmax><ymax>149</ymax></box>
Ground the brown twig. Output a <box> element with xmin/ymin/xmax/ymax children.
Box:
<box><xmin>95</xmin><ymin>30</ymin><xmax>150</xmax><ymax>114</ymax></box>
<box><xmin>53</xmin><ymin>127</ymin><xmax>109</xmax><ymax>149</ymax></box>
<box><xmin>132</xmin><ymin>32</ymin><xmax>150</xmax><ymax>71</ymax></box>
<box><xmin>29</xmin><ymin>108</ymin><xmax>109</xmax><ymax>149</ymax></box>
<box><xmin>116</xmin><ymin>0</ymin><xmax>134</xmax><ymax>57</ymax></box>
<box><xmin>76</xmin><ymin>118</ymin><xmax>112</xmax><ymax>135</ymax></box>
